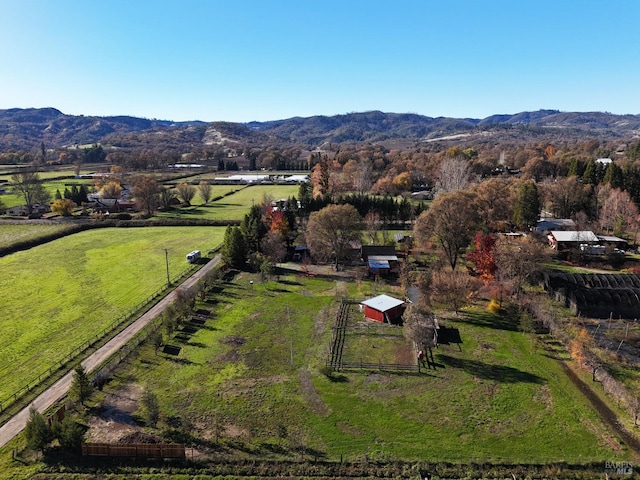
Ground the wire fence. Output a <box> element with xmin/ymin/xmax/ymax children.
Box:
<box><xmin>0</xmin><ymin>262</ymin><xmax>199</xmax><ymax>420</ymax></box>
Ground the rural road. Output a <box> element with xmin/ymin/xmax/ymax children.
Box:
<box><xmin>0</xmin><ymin>254</ymin><xmax>221</xmax><ymax>448</ymax></box>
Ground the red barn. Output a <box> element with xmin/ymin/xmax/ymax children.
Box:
<box><xmin>361</xmin><ymin>294</ymin><xmax>406</xmax><ymax>324</ymax></box>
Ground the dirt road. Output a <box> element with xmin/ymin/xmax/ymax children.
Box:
<box><xmin>0</xmin><ymin>255</ymin><xmax>221</xmax><ymax>448</ymax></box>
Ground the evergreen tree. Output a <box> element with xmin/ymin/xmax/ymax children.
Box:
<box><xmin>217</xmin><ymin>158</ymin><xmax>225</xmax><ymax>171</ymax></box>
<box><xmin>513</xmin><ymin>181</ymin><xmax>540</xmax><ymax>229</ymax></box>
<box><xmin>24</xmin><ymin>407</ymin><xmax>53</xmax><ymax>452</ymax></box>
<box><xmin>567</xmin><ymin>158</ymin><xmax>582</xmax><ymax>177</ymax></box>
<box><xmin>582</xmin><ymin>160</ymin><xmax>597</xmax><ymax>185</ymax></box>
<box><xmin>240</xmin><ymin>205</ymin><xmax>267</xmax><ymax>253</ymax></box>
<box><xmin>69</xmin><ymin>365</ymin><xmax>92</xmax><ymax>406</ymax></box>
<box><xmin>52</xmin><ymin>416</ymin><xmax>84</xmax><ymax>452</ymax></box>
<box><xmin>55</xmin><ymin>189</ymin><xmax>62</xmax><ymax>200</ymax></box>
<box><xmin>222</xmin><ymin>226</ymin><xmax>247</xmax><ymax>269</ymax></box>
<box><xmin>602</xmin><ymin>162</ymin><xmax>624</xmax><ymax>189</ymax></box>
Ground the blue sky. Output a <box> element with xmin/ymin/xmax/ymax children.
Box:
<box><xmin>1</xmin><ymin>0</ymin><xmax>639</xmax><ymax>122</ymax></box>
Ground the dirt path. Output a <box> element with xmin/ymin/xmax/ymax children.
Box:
<box><xmin>0</xmin><ymin>255</ymin><xmax>221</xmax><ymax>448</ymax></box>
<box><xmin>560</xmin><ymin>360</ymin><xmax>640</xmax><ymax>456</ymax></box>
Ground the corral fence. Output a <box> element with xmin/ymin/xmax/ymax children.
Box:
<box><xmin>82</xmin><ymin>442</ymin><xmax>185</xmax><ymax>459</ymax></box>
<box><xmin>327</xmin><ymin>298</ymin><xmax>420</xmax><ymax>373</ymax></box>
<box><xmin>337</xmin><ymin>360</ymin><xmax>419</xmax><ymax>373</ymax></box>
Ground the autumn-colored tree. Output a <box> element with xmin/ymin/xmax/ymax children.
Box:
<box><xmin>132</xmin><ymin>175</ymin><xmax>160</xmax><ymax>216</ymax></box>
<box><xmin>466</xmin><ymin>231</ymin><xmax>497</xmax><ymax>283</ymax></box>
<box><xmin>392</xmin><ymin>171</ymin><xmax>413</xmax><ymax>193</ymax></box>
<box><xmin>100</xmin><ymin>181</ymin><xmax>122</xmax><ymax>199</ymax></box>
<box><xmin>267</xmin><ymin>209</ymin><xmax>290</xmax><ymax>238</ymax></box>
<box><xmin>414</xmin><ymin>190</ymin><xmax>480</xmax><ymax>270</ymax></box>
<box><xmin>311</xmin><ymin>159</ymin><xmax>330</xmax><ymax>198</ymax></box>
<box><xmin>305</xmin><ymin>204</ymin><xmax>362</xmax><ymax>269</ymax></box>
<box><xmin>51</xmin><ymin>198</ymin><xmax>77</xmax><ymax>216</ymax></box>
<box><xmin>472</xmin><ymin>177</ymin><xmax>516</xmax><ymax>231</ymax></box>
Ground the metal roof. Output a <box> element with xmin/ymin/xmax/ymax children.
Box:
<box><xmin>549</xmin><ymin>231</ymin><xmax>599</xmax><ymax>242</ymax></box>
<box><xmin>368</xmin><ymin>255</ymin><xmax>398</xmax><ymax>262</ymax></box>
<box><xmin>361</xmin><ymin>294</ymin><xmax>405</xmax><ymax>312</ymax></box>
<box><xmin>368</xmin><ymin>260</ymin><xmax>390</xmax><ymax>269</ymax></box>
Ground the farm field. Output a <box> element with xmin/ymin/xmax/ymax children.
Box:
<box><xmin>0</xmin><ymin>223</ymin><xmax>75</xmax><ymax>250</ymax></box>
<box><xmin>156</xmin><ymin>184</ymin><xmax>300</xmax><ymax>221</ymax></box>
<box><xmin>79</xmin><ymin>270</ymin><xmax>633</xmax><ymax>465</ymax></box>
<box><xmin>0</xmin><ymin>226</ymin><xmax>226</xmax><ymax>403</ymax></box>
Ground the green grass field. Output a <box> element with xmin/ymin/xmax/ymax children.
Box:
<box><xmin>0</xmin><ymin>224</ymin><xmax>75</xmax><ymax>250</ymax></box>
<box><xmin>0</xmin><ymin>226</ymin><xmax>226</xmax><ymax>402</ymax></box>
<box><xmin>100</xmin><ymin>271</ymin><xmax>631</xmax><ymax>464</ymax></box>
<box><xmin>156</xmin><ymin>184</ymin><xmax>300</xmax><ymax>221</ymax></box>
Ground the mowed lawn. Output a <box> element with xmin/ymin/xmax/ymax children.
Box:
<box><xmin>114</xmin><ymin>272</ymin><xmax>631</xmax><ymax>463</ymax></box>
<box><xmin>0</xmin><ymin>226</ymin><xmax>226</xmax><ymax>401</ymax></box>
<box><xmin>156</xmin><ymin>184</ymin><xmax>301</xmax><ymax>221</ymax></box>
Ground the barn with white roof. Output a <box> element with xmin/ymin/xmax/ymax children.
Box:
<box><xmin>360</xmin><ymin>294</ymin><xmax>407</xmax><ymax>324</ymax></box>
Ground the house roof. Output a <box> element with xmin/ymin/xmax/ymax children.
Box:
<box><xmin>361</xmin><ymin>245</ymin><xmax>397</xmax><ymax>261</ymax></box>
<box><xmin>368</xmin><ymin>255</ymin><xmax>398</xmax><ymax>262</ymax></box>
<box><xmin>361</xmin><ymin>294</ymin><xmax>405</xmax><ymax>312</ymax></box>
<box><xmin>368</xmin><ymin>259</ymin><xmax>390</xmax><ymax>269</ymax></box>
<box><xmin>597</xmin><ymin>235</ymin><xmax>627</xmax><ymax>243</ymax></box>
<box><xmin>536</xmin><ymin>218</ymin><xmax>576</xmax><ymax>232</ymax></box>
<box><xmin>549</xmin><ymin>231</ymin><xmax>599</xmax><ymax>242</ymax></box>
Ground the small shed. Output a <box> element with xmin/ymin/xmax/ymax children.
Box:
<box><xmin>360</xmin><ymin>294</ymin><xmax>406</xmax><ymax>324</ymax></box>
<box><xmin>362</xmin><ymin>245</ymin><xmax>399</xmax><ymax>275</ymax></box>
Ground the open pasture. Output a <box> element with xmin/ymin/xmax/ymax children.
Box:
<box><xmin>0</xmin><ymin>226</ymin><xmax>226</xmax><ymax>402</ymax></box>
<box><xmin>102</xmin><ymin>272</ymin><xmax>632</xmax><ymax>464</ymax></box>
<box><xmin>0</xmin><ymin>223</ymin><xmax>75</xmax><ymax>251</ymax></box>
<box><xmin>157</xmin><ymin>184</ymin><xmax>300</xmax><ymax>221</ymax></box>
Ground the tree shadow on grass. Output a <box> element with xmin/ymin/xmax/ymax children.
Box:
<box><xmin>456</xmin><ymin>310</ymin><xmax>519</xmax><ymax>332</ymax></box>
<box><xmin>438</xmin><ymin>354</ymin><xmax>545</xmax><ymax>384</ymax></box>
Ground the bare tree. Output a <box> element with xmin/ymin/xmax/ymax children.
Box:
<box><xmin>11</xmin><ymin>170</ymin><xmax>50</xmax><ymax>212</ymax></box>
<box><xmin>435</xmin><ymin>157</ymin><xmax>470</xmax><ymax>194</ymax></box>
<box><xmin>176</xmin><ymin>182</ymin><xmax>197</xmax><ymax>206</ymax></box>
<box><xmin>159</xmin><ymin>186</ymin><xmax>177</xmax><ymax>210</ymax></box>
<box><xmin>598</xmin><ymin>185</ymin><xmax>639</xmax><ymax>235</ymax></box>
<box><xmin>403</xmin><ymin>301</ymin><xmax>437</xmax><ymax>352</ymax></box>
<box><xmin>494</xmin><ymin>235</ymin><xmax>550</xmax><ymax>296</ymax></box>
<box><xmin>198</xmin><ymin>180</ymin><xmax>212</xmax><ymax>204</ymax></box>
<box><xmin>430</xmin><ymin>270</ymin><xmax>478</xmax><ymax>315</ymax></box>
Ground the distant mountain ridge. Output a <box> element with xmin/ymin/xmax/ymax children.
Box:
<box><xmin>1</xmin><ymin>107</ymin><xmax>639</xmax><ymax>153</ymax></box>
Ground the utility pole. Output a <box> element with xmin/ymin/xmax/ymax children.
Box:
<box><xmin>163</xmin><ymin>248</ymin><xmax>170</xmax><ymax>288</ymax></box>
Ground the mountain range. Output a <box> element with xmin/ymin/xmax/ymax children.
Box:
<box><xmin>1</xmin><ymin>107</ymin><xmax>639</xmax><ymax>153</ymax></box>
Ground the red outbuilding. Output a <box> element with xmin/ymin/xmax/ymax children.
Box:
<box><xmin>360</xmin><ymin>294</ymin><xmax>406</xmax><ymax>324</ymax></box>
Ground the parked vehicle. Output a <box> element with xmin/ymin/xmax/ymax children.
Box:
<box><xmin>186</xmin><ymin>250</ymin><xmax>201</xmax><ymax>263</ymax></box>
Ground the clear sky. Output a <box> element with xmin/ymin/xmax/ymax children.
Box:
<box><xmin>1</xmin><ymin>0</ymin><xmax>639</xmax><ymax>123</ymax></box>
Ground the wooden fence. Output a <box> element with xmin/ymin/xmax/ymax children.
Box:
<box><xmin>82</xmin><ymin>442</ymin><xmax>185</xmax><ymax>459</ymax></box>
<box><xmin>336</xmin><ymin>361</ymin><xmax>419</xmax><ymax>372</ymax></box>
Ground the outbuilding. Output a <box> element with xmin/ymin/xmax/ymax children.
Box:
<box><xmin>360</xmin><ymin>294</ymin><xmax>406</xmax><ymax>324</ymax></box>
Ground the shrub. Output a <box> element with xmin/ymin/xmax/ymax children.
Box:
<box><xmin>487</xmin><ymin>299</ymin><xmax>501</xmax><ymax>314</ymax></box>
